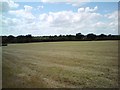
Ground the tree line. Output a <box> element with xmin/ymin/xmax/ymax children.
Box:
<box><xmin>1</xmin><ymin>33</ymin><xmax>120</xmax><ymax>45</ymax></box>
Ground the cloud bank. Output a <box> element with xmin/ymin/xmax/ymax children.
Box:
<box><xmin>1</xmin><ymin>1</ymin><xmax>118</xmax><ymax>35</ymax></box>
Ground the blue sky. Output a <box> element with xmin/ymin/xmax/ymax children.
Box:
<box><xmin>17</xmin><ymin>2</ymin><xmax>118</xmax><ymax>14</ymax></box>
<box><xmin>1</xmin><ymin>0</ymin><xmax>118</xmax><ymax>36</ymax></box>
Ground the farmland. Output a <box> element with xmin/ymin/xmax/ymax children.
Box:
<box><xmin>2</xmin><ymin>41</ymin><xmax>118</xmax><ymax>88</ymax></box>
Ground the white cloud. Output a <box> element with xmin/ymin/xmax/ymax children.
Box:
<box><xmin>39</xmin><ymin>0</ymin><xmax>88</xmax><ymax>7</ymax></box>
<box><xmin>78</xmin><ymin>6</ymin><xmax>98</xmax><ymax>12</ymax></box>
<box><xmin>106</xmin><ymin>11</ymin><xmax>118</xmax><ymax>20</ymax></box>
<box><xmin>78</xmin><ymin>8</ymin><xmax>84</xmax><ymax>12</ymax></box>
<box><xmin>38</xmin><ymin>7</ymin><xmax>117</xmax><ymax>35</ymax></box>
<box><xmin>40</xmin><ymin>0</ymin><xmax>90</xmax><ymax>3</ymax></box>
<box><xmin>2</xmin><ymin>16</ymin><xmax>22</xmax><ymax>27</ymax></box>
<box><xmin>37</xmin><ymin>5</ymin><xmax>44</xmax><ymax>10</ymax></box>
<box><xmin>0</xmin><ymin>0</ymin><xmax>19</xmax><ymax>12</ymax></box>
<box><xmin>7</xmin><ymin>0</ymin><xmax>19</xmax><ymax>8</ymax></box>
<box><xmin>24</xmin><ymin>5</ymin><xmax>33</xmax><ymax>12</ymax></box>
<box><xmin>9</xmin><ymin>5</ymin><xmax>35</xmax><ymax>21</ymax></box>
<box><xmin>39</xmin><ymin>7</ymin><xmax>101</xmax><ymax>28</ymax></box>
<box><xmin>40</xmin><ymin>0</ymin><xmax>50</xmax><ymax>3</ymax></box>
<box><xmin>1</xmin><ymin>0</ymin><xmax>19</xmax><ymax>8</ymax></box>
<box><xmin>2</xmin><ymin>6</ymin><xmax>118</xmax><ymax>35</ymax></box>
<box><xmin>85</xmin><ymin>6</ymin><xmax>98</xmax><ymax>12</ymax></box>
<box><xmin>66</xmin><ymin>2</ymin><xmax>88</xmax><ymax>7</ymax></box>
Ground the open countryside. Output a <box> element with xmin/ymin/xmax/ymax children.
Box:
<box><xmin>3</xmin><ymin>41</ymin><xmax>118</xmax><ymax>88</ymax></box>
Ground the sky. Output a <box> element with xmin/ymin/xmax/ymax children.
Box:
<box><xmin>0</xmin><ymin>0</ymin><xmax>119</xmax><ymax>36</ymax></box>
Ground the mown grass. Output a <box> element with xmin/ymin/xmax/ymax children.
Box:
<box><xmin>2</xmin><ymin>41</ymin><xmax>118</xmax><ymax>88</ymax></box>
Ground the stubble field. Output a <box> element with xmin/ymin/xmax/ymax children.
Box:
<box><xmin>2</xmin><ymin>41</ymin><xmax>118</xmax><ymax>88</ymax></box>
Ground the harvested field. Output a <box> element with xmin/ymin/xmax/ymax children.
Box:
<box><xmin>2</xmin><ymin>41</ymin><xmax>118</xmax><ymax>88</ymax></box>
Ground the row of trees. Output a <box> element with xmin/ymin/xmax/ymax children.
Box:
<box><xmin>2</xmin><ymin>33</ymin><xmax>120</xmax><ymax>44</ymax></box>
